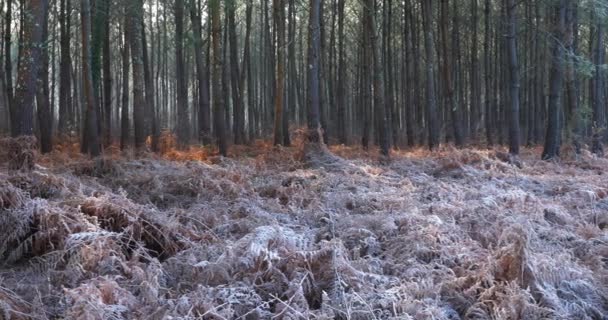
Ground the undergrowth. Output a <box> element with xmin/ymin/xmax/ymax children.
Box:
<box><xmin>0</xmin><ymin>139</ymin><xmax>607</xmax><ymax>319</ymax></box>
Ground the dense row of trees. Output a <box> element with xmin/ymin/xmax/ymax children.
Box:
<box><xmin>0</xmin><ymin>0</ymin><xmax>607</xmax><ymax>159</ymax></box>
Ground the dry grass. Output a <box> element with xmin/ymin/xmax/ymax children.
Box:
<box><xmin>0</xmin><ymin>139</ymin><xmax>607</xmax><ymax>319</ymax></box>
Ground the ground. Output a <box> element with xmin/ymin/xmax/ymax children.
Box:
<box><xmin>0</xmin><ymin>137</ymin><xmax>607</xmax><ymax>319</ymax></box>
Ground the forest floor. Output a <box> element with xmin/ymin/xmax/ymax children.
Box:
<box><xmin>1</xmin><ymin>136</ymin><xmax>608</xmax><ymax>320</ymax></box>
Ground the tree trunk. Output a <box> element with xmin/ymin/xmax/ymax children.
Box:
<box><xmin>102</xmin><ymin>0</ymin><xmax>112</xmax><ymax>146</ymax></box>
<box><xmin>36</xmin><ymin>7</ymin><xmax>52</xmax><ymax>153</ymax></box>
<box><xmin>5</xmin><ymin>0</ymin><xmax>15</xmax><ymax>136</ymax></box>
<box><xmin>13</xmin><ymin>0</ymin><xmax>48</xmax><ymax>137</ymax></box>
<box><xmin>336</xmin><ymin>0</ymin><xmax>347</xmax><ymax>144</ymax></box>
<box><xmin>175</xmin><ymin>0</ymin><xmax>190</xmax><ymax>148</ymax></box>
<box><xmin>189</xmin><ymin>0</ymin><xmax>211</xmax><ymax>145</ymax></box>
<box><xmin>142</xmin><ymin>18</ymin><xmax>159</xmax><ymax>152</ymax></box>
<box><xmin>565</xmin><ymin>3</ymin><xmax>581</xmax><ymax>153</ymax></box>
<box><xmin>364</xmin><ymin>0</ymin><xmax>389</xmax><ymax>156</ymax></box>
<box><xmin>470</xmin><ymin>0</ymin><xmax>482</xmax><ymax>138</ymax></box>
<box><xmin>591</xmin><ymin>12</ymin><xmax>605</xmax><ymax>155</ymax></box>
<box><xmin>128</xmin><ymin>0</ymin><xmax>146</xmax><ymax>150</ymax></box>
<box><xmin>120</xmin><ymin>14</ymin><xmax>130</xmax><ymax>151</ymax></box>
<box><xmin>505</xmin><ymin>0</ymin><xmax>520</xmax><ymax>156</ymax></box>
<box><xmin>243</xmin><ymin>0</ymin><xmax>255</xmax><ymax>141</ymax></box>
<box><xmin>421</xmin><ymin>0</ymin><xmax>440</xmax><ymax>150</ymax></box>
<box><xmin>542</xmin><ymin>0</ymin><xmax>566</xmax><ymax>160</ymax></box>
<box><xmin>80</xmin><ymin>0</ymin><xmax>100</xmax><ymax>156</ymax></box>
<box><xmin>226</xmin><ymin>0</ymin><xmax>245</xmax><ymax>145</ymax></box>
<box><xmin>58</xmin><ymin>0</ymin><xmax>72</xmax><ymax>134</ymax></box>
<box><xmin>211</xmin><ymin>0</ymin><xmax>228</xmax><ymax>156</ymax></box>
<box><xmin>440</xmin><ymin>0</ymin><xmax>464</xmax><ymax>147</ymax></box>
<box><xmin>307</xmin><ymin>0</ymin><xmax>322</xmax><ymax>143</ymax></box>
<box><xmin>273</xmin><ymin>0</ymin><xmax>286</xmax><ymax>146</ymax></box>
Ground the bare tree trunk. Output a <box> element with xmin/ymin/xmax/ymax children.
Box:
<box><xmin>80</xmin><ymin>0</ymin><xmax>100</xmax><ymax>156</ymax></box>
<box><xmin>13</xmin><ymin>0</ymin><xmax>48</xmax><ymax>137</ymax></box>
<box><xmin>5</xmin><ymin>0</ymin><xmax>15</xmax><ymax>136</ymax></box>
<box><xmin>243</xmin><ymin>0</ymin><xmax>255</xmax><ymax>141</ymax></box>
<box><xmin>273</xmin><ymin>0</ymin><xmax>286</xmax><ymax>146</ymax></box>
<box><xmin>542</xmin><ymin>0</ymin><xmax>566</xmax><ymax>160</ymax></box>
<box><xmin>120</xmin><ymin>14</ymin><xmax>130</xmax><ymax>151</ymax></box>
<box><xmin>591</xmin><ymin>12</ymin><xmax>605</xmax><ymax>155</ymax></box>
<box><xmin>336</xmin><ymin>0</ymin><xmax>346</xmax><ymax>144</ymax></box>
<box><xmin>142</xmin><ymin>18</ymin><xmax>159</xmax><ymax>152</ymax></box>
<box><xmin>505</xmin><ymin>0</ymin><xmax>520</xmax><ymax>156</ymax></box>
<box><xmin>175</xmin><ymin>0</ymin><xmax>190</xmax><ymax>148</ymax></box>
<box><xmin>364</xmin><ymin>0</ymin><xmax>389</xmax><ymax>156</ymax></box>
<box><xmin>421</xmin><ymin>0</ymin><xmax>440</xmax><ymax>150</ymax></box>
<box><xmin>565</xmin><ymin>3</ymin><xmax>581</xmax><ymax>153</ymax></box>
<box><xmin>36</xmin><ymin>7</ymin><xmax>52</xmax><ymax>153</ymax></box>
<box><xmin>128</xmin><ymin>0</ymin><xmax>146</xmax><ymax>150</ymax></box>
<box><xmin>190</xmin><ymin>0</ymin><xmax>211</xmax><ymax>145</ymax></box>
<box><xmin>211</xmin><ymin>0</ymin><xmax>227</xmax><ymax>156</ymax></box>
<box><xmin>440</xmin><ymin>0</ymin><xmax>464</xmax><ymax>147</ymax></box>
<box><xmin>58</xmin><ymin>0</ymin><xmax>72</xmax><ymax>134</ymax></box>
<box><xmin>227</xmin><ymin>0</ymin><xmax>245</xmax><ymax>145</ymax></box>
<box><xmin>307</xmin><ymin>0</ymin><xmax>322</xmax><ymax>143</ymax></box>
<box><xmin>102</xmin><ymin>0</ymin><xmax>112</xmax><ymax>146</ymax></box>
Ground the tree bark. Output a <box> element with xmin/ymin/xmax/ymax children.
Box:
<box><xmin>421</xmin><ymin>0</ymin><xmax>440</xmax><ymax>150</ymax></box>
<box><xmin>211</xmin><ymin>0</ymin><xmax>228</xmax><ymax>156</ymax></box>
<box><xmin>129</xmin><ymin>0</ymin><xmax>146</xmax><ymax>150</ymax></box>
<box><xmin>542</xmin><ymin>0</ymin><xmax>566</xmax><ymax>160</ymax></box>
<box><xmin>175</xmin><ymin>0</ymin><xmax>190</xmax><ymax>148</ymax></box>
<box><xmin>190</xmin><ymin>0</ymin><xmax>211</xmax><ymax>145</ymax></box>
<box><xmin>36</xmin><ymin>7</ymin><xmax>52</xmax><ymax>153</ymax></box>
<box><xmin>80</xmin><ymin>0</ymin><xmax>100</xmax><ymax>156</ymax></box>
<box><xmin>591</xmin><ymin>12</ymin><xmax>605</xmax><ymax>155</ymax></box>
<box><xmin>102</xmin><ymin>0</ymin><xmax>112</xmax><ymax>146</ymax></box>
<box><xmin>120</xmin><ymin>14</ymin><xmax>130</xmax><ymax>151</ymax></box>
<box><xmin>273</xmin><ymin>0</ymin><xmax>286</xmax><ymax>146</ymax></box>
<box><xmin>365</xmin><ymin>0</ymin><xmax>389</xmax><ymax>156</ymax></box>
<box><xmin>307</xmin><ymin>0</ymin><xmax>322</xmax><ymax>143</ymax></box>
<box><xmin>505</xmin><ymin>0</ymin><xmax>520</xmax><ymax>156</ymax></box>
<box><xmin>440</xmin><ymin>0</ymin><xmax>464</xmax><ymax>147</ymax></box>
<box><xmin>13</xmin><ymin>0</ymin><xmax>48</xmax><ymax>137</ymax></box>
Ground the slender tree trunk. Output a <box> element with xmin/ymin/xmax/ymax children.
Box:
<box><xmin>13</xmin><ymin>0</ymin><xmax>48</xmax><ymax>137</ymax></box>
<box><xmin>190</xmin><ymin>0</ymin><xmax>211</xmax><ymax>145</ymax></box>
<box><xmin>421</xmin><ymin>0</ymin><xmax>440</xmax><ymax>150</ymax></box>
<box><xmin>120</xmin><ymin>15</ymin><xmax>130</xmax><ymax>151</ymax></box>
<box><xmin>80</xmin><ymin>0</ymin><xmax>100</xmax><ymax>156</ymax></box>
<box><xmin>102</xmin><ymin>0</ymin><xmax>112</xmax><ymax>146</ymax></box>
<box><xmin>36</xmin><ymin>7</ymin><xmax>52</xmax><ymax>153</ymax></box>
<box><xmin>175</xmin><ymin>0</ymin><xmax>190</xmax><ymax>148</ymax></box>
<box><xmin>364</xmin><ymin>0</ymin><xmax>389</xmax><ymax>156</ymax></box>
<box><xmin>58</xmin><ymin>0</ymin><xmax>72</xmax><ymax>134</ymax></box>
<box><xmin>470</xmin><ymin>0</ymin><xmax>482</xmax><ymax>138</ymax></box>
<box><xmin>307</xmin><ymin>0</ymin><xmax>322</xmax><ymax>143</ymax></box>
<box><xmin>385</xmin><ymin>0</ymin><xmax>398</xmax><ymax>149</ymax></box>
<box><xmin>505</xmin><ymin>0</ymin><xmax>520</xmax><ymax>156</ymax></box>
<box><xmin>591</xmin><ymin>13</ymin><xmax>605</xmax><ymax>155</ymax></box>
<box><xmin>128</xmin><ymin>0</ymin><xmax>146</xmax><ymax>150</ymax></box>
<box><xmin>542</xmin><ymin>0</ymin><xmax>566</xmax><ymax>160</ymax></box>
<box><xmin>243</xmin><ymin>0</ymin><xmax>255</xmax><ymax>141</ymax></box>
<box><xmin>142</xmin><ymin>18</ymin><xmax>159</xmax><ymax>152</ymax></box>
<box><xmin>440</xmin><ymin>0</ymin><xmax>464</xmax><ymax>147</ymax></box>
<box><xmin>273</xmin><ymin>0</ymin><xmax>287</xmax><ymax>146</ymax></box>
<box><xmin>336</xmin><ymin>0</ymin><xmax>346</xmax><ymax>144</ymax></box>
<box><xmin>211</xmin><ymin>0</ymin><xmax>227</xmax><ymax>156</ymax></box>
<box><xmin>403</xmin><ymin>0</ymin><xmax>415</xmax><ymax>147</ymax></box>
<box><xmin>565</xmin><ymin>3</ymin><xmax>581</xmax><ymax>154</ymax></box>
<box><xmin>5</xmin><ymin>0</ymin><xmax>15</xmax><ymax>135</ymax></box>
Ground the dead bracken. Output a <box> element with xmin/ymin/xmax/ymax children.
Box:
<box><xmin>0</xmin><ymin>141</ymin><xmax>607</xmax><ymax>320</ymax></box>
